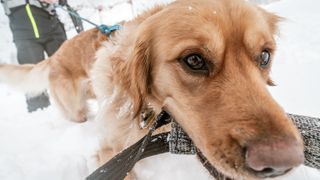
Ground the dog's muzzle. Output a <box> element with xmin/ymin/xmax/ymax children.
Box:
<box><xmin>87</xmin><ymin>112</ymin><xmax>320</xmax><ymax>180</ymax></box>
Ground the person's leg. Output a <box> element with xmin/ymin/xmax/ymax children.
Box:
<box><xmin>15</xmin><ymin>39</ymin><xmax>44</xmax><ymax>64</ymax></box>
<box><xmin>14</xmin><ymin>39</ymin><xmax>51</xmax><ymax>112</ymax></box>
<box><xmin>44</xmin><ymin>23</ymin><xmax>67</xmax><ymax>56</ymax></box>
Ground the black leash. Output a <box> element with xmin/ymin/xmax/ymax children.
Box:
<box><xmin>65</xmin><ymin>3</ymin><xmax>84</xmax><ymax>33</ymax></box>
<box><xmin>55</xmin><ymin>4</ymin><xmax>121</xmax><ymax>36</ymax></box>
<box><xmin>39</xmin><ymin>1</ymin><xmax>84</xmax><ymax>34</ymax></box>
<box><xmin>86</xmin><ymin>111</ymin><xmax>172</xmax><ymax>180</ymax></box>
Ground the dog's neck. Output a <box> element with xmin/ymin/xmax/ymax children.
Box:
<box><xmin>91</xmin><ymin>5</ymin><xmax>171</xmax><ymax>154</ymax></box>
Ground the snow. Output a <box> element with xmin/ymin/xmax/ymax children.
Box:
<box><xmin>0</xmin><ymin>0</ymin><xmax>319</xmax><ymax>180</ymax></box>
<box><xmin>266</xmin><ymin>0</ymin><xmax>320</xmax><ymax>118</ymax></box>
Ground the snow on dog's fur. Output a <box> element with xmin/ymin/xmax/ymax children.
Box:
<box><xmin>0</xmin><ymin>0</ymin><xmax>304</xmax><ymax>179</ymax></box>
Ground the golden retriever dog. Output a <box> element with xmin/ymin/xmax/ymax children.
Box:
<box><xmin>0</xmin><ymin>0</ymin><xmax>304</xmax><ymax>179</ymax></box>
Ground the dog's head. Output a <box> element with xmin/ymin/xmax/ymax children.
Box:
<box><xmin>123</xmin><ymin>0</ymin><xmax>304</xmax><ymax>178</ymax></box>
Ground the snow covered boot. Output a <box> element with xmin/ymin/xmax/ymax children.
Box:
<box><xmin>26</xmin><ymin>92</ymin><xmax>50</xmax><ymax>112</ymax></box>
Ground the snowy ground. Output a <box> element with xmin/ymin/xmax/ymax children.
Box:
<box><xmin>0</xmin><ymin>0</ymin><xmax>320</xmax><ymax>180</ymax></box>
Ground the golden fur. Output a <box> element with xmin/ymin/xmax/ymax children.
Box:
<box><xmin>0</xmin><ymin>0</ymin><xmax>304</xmax><ymax>179</ymax></box>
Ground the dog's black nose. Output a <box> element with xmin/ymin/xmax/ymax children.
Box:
<box><xmin>245</xmin><ymin>137</ymin><xmax>304</xmax><ymax>178</ymax></box>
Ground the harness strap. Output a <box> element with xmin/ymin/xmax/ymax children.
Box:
<box><xmin>86</xmin><ymin>111</ymin><xmax>171</xmax><ymax>180</ymax></box>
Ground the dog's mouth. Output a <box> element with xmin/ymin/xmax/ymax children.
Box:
<box><xmin>169</xmin><ymin>121</ymin><xmax>237</xmax><ymax>179</ymax></box>
<box><xmin>196</xmin><ymin>149</ymin><xmax>292</xmax><ymax>180</ymax></box>
<box><xmin>169</xmin><ymin>120</ymin><xmax>295</xmax><ymax>180</ymax></box>
<box><xmin>197</xmin><ymin>151</ymin><xmax>233</xmax><ymax>180</ymax></box>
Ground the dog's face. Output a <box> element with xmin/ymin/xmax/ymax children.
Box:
<box><xmin>125</xmin><ymin>0</ymin><xmax>304</xmax><ymax>179</ymax></box>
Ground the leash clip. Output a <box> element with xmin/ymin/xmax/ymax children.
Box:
<box><xmin>98</xmin><ymin>24</ymin><xmax>121</xmax><ymax>36</ymax></box>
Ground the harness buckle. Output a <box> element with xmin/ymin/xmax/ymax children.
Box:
<box><xmin>140</xmin><ymin>107</ymin><xmax>156</xmax><ymax>129</ymax></box>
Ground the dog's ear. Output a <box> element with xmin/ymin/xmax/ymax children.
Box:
<box><xmin>126</xmin><ymin>26</ymin><xmax>153</xmax><ymax>118</ymax></box>
<box><xmin>257</xmin><ymin>6</ymin><xmax>283</xmax><ymax>35</ymax></box>
<box><xmin>266</xmin><ymin>13</ymin><xmax>283</xmax><ymax>35</ymax></box>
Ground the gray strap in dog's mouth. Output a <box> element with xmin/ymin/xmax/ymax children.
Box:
<box><xmin>289</xmin><ymin>114</ymin><xmax>320</xmax><ymax>170</ymax></box>
<box><xmin>170</xmin><ymin>114</ymin><xmax>320</xmax><ymax>180</ymax></box>
<box><xmin>87</xmin><ymin>113</ymin><xmax>320</xmax><ymax>180</ymax></box>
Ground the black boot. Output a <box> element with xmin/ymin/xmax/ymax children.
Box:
<box><xmin>26</xmin><ymin>92</ymin><xmax>51</xmax><ymax>112</ymax></box>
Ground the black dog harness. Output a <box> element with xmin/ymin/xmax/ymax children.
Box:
<box><xmin>87</xmin><ymin>112</ymin><xmax>320</xmax><ymax>180</ymax></box>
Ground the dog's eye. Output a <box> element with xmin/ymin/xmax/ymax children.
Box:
<box><xmin>185</xmin><ymin>54</ymin><xmax>205</xmax><ymax>69</ymax></box>
<box><xmin>259</xmin><ymin>50</ymin><xmax>271</xmax><ymax>68</ymax></box>
<box><xmin>182</xmin><ymin>54</ymin><xmax>209</xmax><ymax>74</ymax></box>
